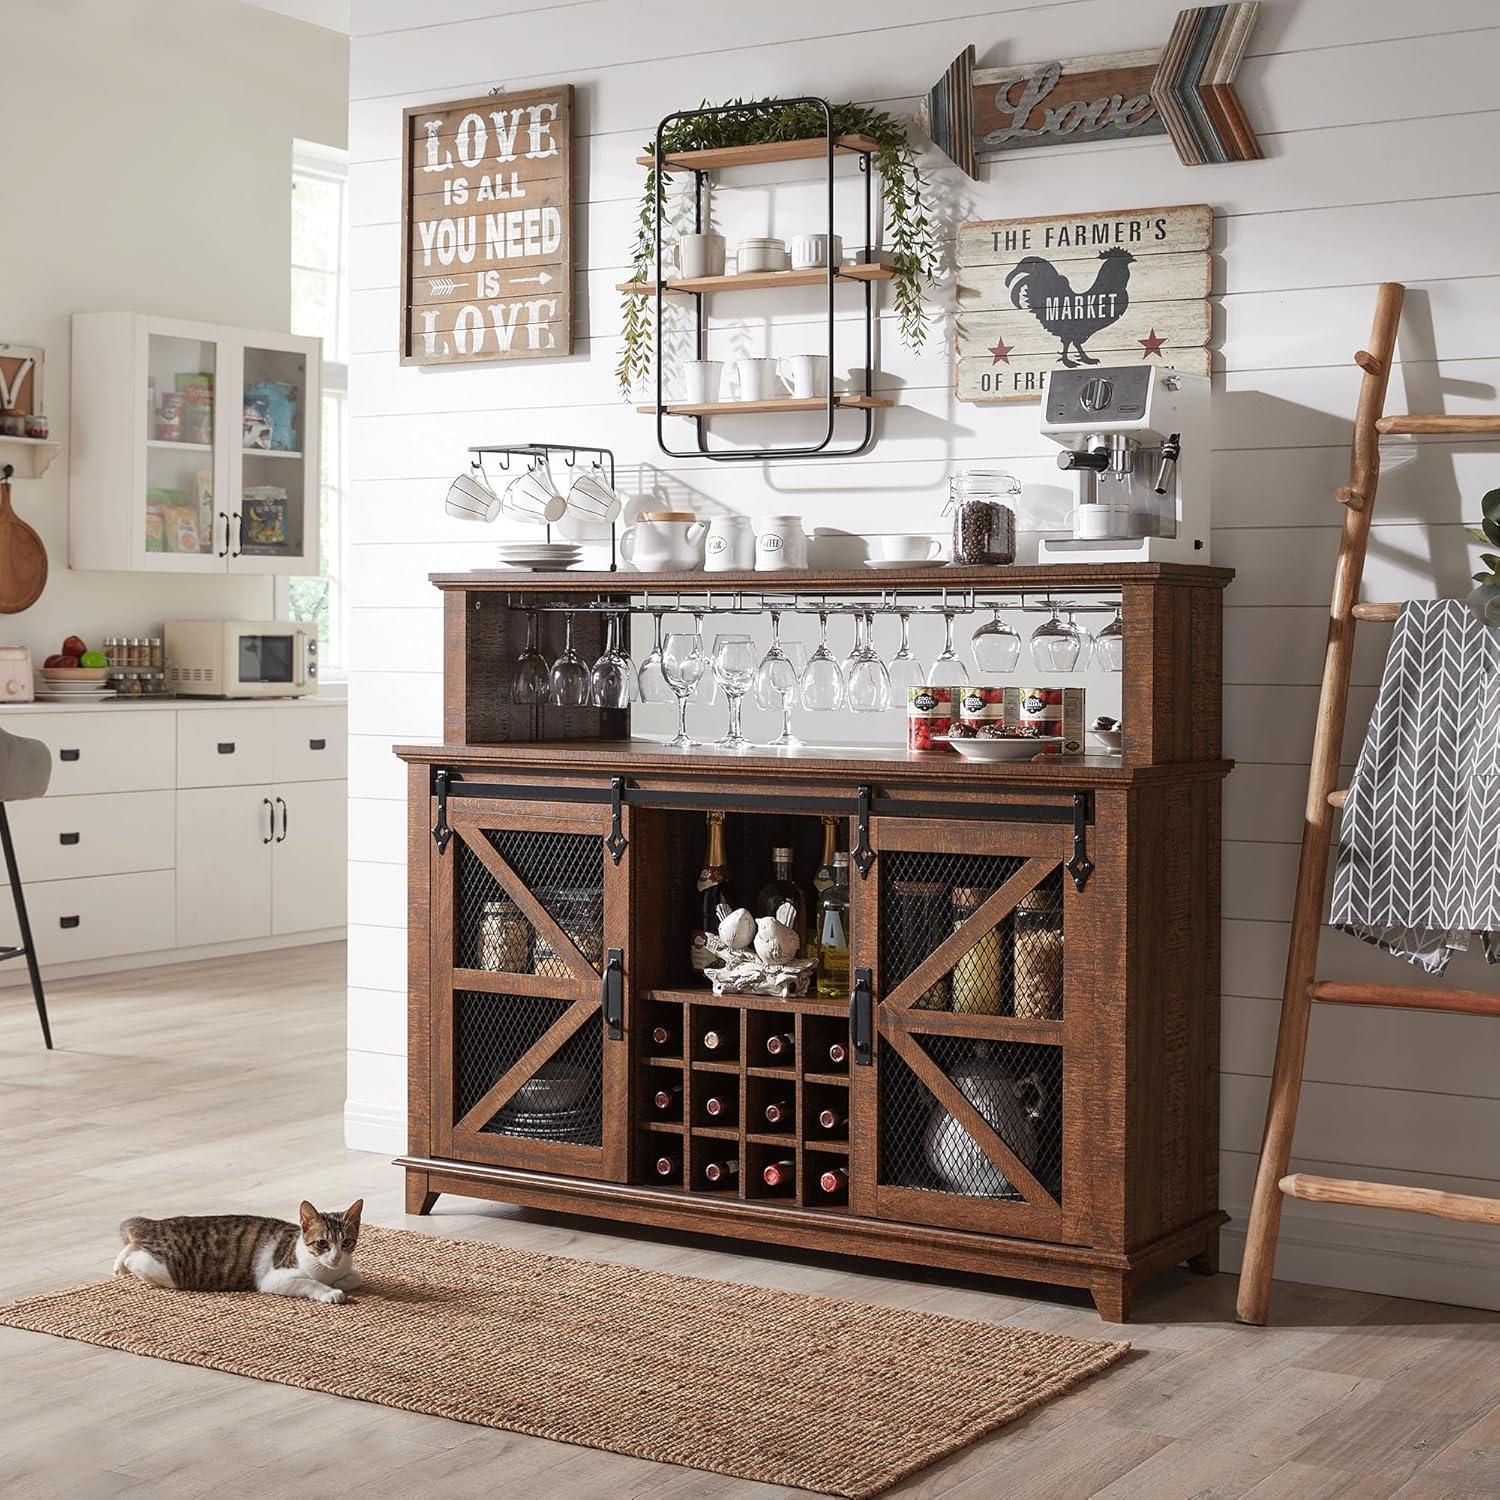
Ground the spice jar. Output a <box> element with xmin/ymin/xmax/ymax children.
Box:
<box><xmin>479</xmin><ymin>898</ymin><xmax>530</xmax><ymax>972</ymax></box>
<box><xmin>1013</xmin><ymin>876</ymin><xmax>1064</xmax><ymax>1020</ymax></box>
<box><xmin>950</xmin><ymin>887</ymin><xmax>1005</xmax><ymax>1015</ymax></box>
<box><xmin>149</xmin><ymin>636</ymin><xmax>164</xmax><ymax>668</ymax></box>
<box><xmin>948</xmin><ymin>469</ymin><xmax>1020</xmax><ymax>565</ymax></box>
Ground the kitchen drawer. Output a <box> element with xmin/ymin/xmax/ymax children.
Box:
<box><xmin>2</xmin><ymin>790</ymin><xmax>174</xmax><ymax>883</ymax></box>
<box><xmin>16</xmin><ymin>712</ymin><xmax>175</xmax><ymax>795</ymax></box>
<box><xmin>273</xmin><ymin>706</ymin><xmax>347</xmax><ymax>783</ymax></box>
<box><xmin>177</xmin><ymin>710</ymin><xmax>276</xmax><ymax>788</ymax></box>
<box><xmin>0</xmin><ymin>869</ymin><xmax>175</xmax><ymax>966</ymax></box>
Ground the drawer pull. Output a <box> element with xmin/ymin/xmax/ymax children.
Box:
<box><xmin>59</xmin><ymin>832</ymin><xmax>80</xmax><ymax>846</ymax></box>
<box><xmin>59</xmin><ymin>748</ymin><xmax>80</xmax><ymax>762</ymax></box>
<box><xmin>309</xmin><ymin>738</ymin><xmax>326</xmax><ymax>751</ymax></box>
<box><xmin>217</xmin><ymin>742</ymin><xmax>236</xmax><ymax>755</ymax></box>
<box><xmin>59</xmin><ymin>915</ymin><xmax>80</xmax><ymax>930</ymax></box>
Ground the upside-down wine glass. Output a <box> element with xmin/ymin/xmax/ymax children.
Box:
<box><xmin>971</xmin><ymin>603</ymin><xmax>1022</xmax><ymax>674</ymax></box>
<box><xmin>1065</xmin><ymin>608</ymin><xmax>1095</xmax><ymax>670</ymax></box>
<box><xmin>590</xmin><ymin>612</ymin><xmax>634</xmax><ymax>709</ymax></box>
<box><xmin>549</xmin><ymin>611</ymin><xmax>591</xmax><ymax>707</ymax></box>
<box><xmin>1094</xmin><ymin>606</ymin><xmax>1125</xmax><ymax>673</ymax></box>
<box><xmin>753</xmin><ymin>610</ymin><xmax>801</xmax><ymax>748</ymax></box>
<box><xmin>637</xmin><ymin>608</ymin><xmax>674</xmax><ymax>702</ymax></box>
<box><xmin>845</xmin><ymin>610</ymin><xmax>891</xmax><ymax>713</ymax></box>
<box><xmin>886</xmin><ymin>609</ymin><xmax>926</xmax><ymax>697</ymax></box>
<box><xmin>799</xmin><ymin>610</ymin><xmax>846</xmax><ymax>712</ymax></box>
<box><xmin>511</xmin><ymin>610</ymin><xmax>549</xmax><ymax>705</ymax></box>
<box><xmin>1029</xmin><ymin>604</ymin><xmax>1084</xmax><ymax>674</ymax></box>
<box><xmin>929</xmin><ymin>607</ymin><xmax>968</xmax><ymax>683</ymax></box>
<box><xmin>661</xmin><ymin>630</ymin><xmax>705</xmax><ymax>749</ymax></box>
<box><xmin>711</xmin><ymin>633</ymin><xmax>758</xmax><ymax>750</ymax></box>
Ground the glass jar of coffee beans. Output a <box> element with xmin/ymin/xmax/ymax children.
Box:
<box><xmin>948</xmin><ymin>469</ymin><xmax>1020</xmax><ymax>565</ymax></box>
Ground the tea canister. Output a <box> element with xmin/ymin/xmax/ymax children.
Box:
<box><xmin>907</xmin><ymin>684</ymin><xmax>959</xmax><ymax>752</ymax></box>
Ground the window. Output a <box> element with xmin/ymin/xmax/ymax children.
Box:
<box><xmin>284</xmin><ymin>139</ymin><xmax>349</xmax><ymax>674</ymax></box>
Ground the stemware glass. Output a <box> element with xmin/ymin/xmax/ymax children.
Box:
<box><xmin>1094</xmin><ymin>607</ymin><xmax>1125</xmax><ymax>673</ymax></box>
<box><xmin>753</xmin><ymin>611</ymin><xmax>801</xmax><ymax>748</ymax></box>
<box><xmin>711</xmin><ymin>633</ymin><xmax>758</xmax><ymax>750</ymax></box>
<box><xmin>886</xmin><ymin>609</ymin><xmax>927</xmax><ymax>697</ymax></box>
<box><xmin>971</xmin><ymin>604</ymin><xmax>1022</xmax><ymax>674</ymax></box>
<box><xmin>637</xmin><ymin>608</ymin><xmax>674</xmax><ymax>703</ymax></box>
<box><xmin>661</xmin><ymin>630</ymin><xmax>705</xmax><ymax>749</ymax></box>
<box><xmin>1029</xmin><ymin>606</ymin><xmax>1084</xmax><ymax>674</ymax></box>
<box><xmin>845</xmin><ymin>610</ymin><xmax>891</xmax><ymax>713</ymax></box>
<box><xmin>928</xmin><ymin>608</ymin><xmax>969</xmax><ymax>683</ymax></box>
<box><xmin>549</xmin><ymin>611</ymin><xmax>591</xmax><ymax>707</ymax></box>
<box><xmin>1065</xmin><ymin>609</ymin><xmax>1095</xmax><ymax>671</ymax></box>
<box><xmin>510</xmin><ymin>610</ymin><xmax>549</xmax><ymax>705</ymax></box>
<box><xmin>590</xmin><ymin>612</ymin><xmax>634</xmax><ymax>709</ymax></box>
<box><xmin>799</xmin><ymin>610</ymin><xmax>846</xmax><ymax>713</ymax></box>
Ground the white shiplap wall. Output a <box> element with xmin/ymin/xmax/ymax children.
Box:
<box><xmin>346</xmin><ymin>0</ymin><xmax>1500</xmax><ymax>1308</ymax></box>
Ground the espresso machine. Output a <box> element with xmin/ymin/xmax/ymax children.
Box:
<box><xmin>1037</xmin><ymin>365</ymin><xmax>1211</xmax><ymax>565</ymax></box>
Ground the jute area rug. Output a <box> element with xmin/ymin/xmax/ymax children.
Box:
<box><xmin>0</xmin><ymin>1224</ymin><xmax>1127</xmax><ymax>1497</ymax></box>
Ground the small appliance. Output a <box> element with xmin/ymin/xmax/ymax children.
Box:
<box><xmin>1037</xmin><ymin>364</ymin><xmax>1211</xmax><ymax>565</ymax></box>
<box><xmin>0</xmin><ymin>644</ymin><xmax>34</xmax><ymax>703</ymax></box>
<box><xmin>164</xmin><ymin>620</ymin><xmax>317</xmax><ymax>697</ymax></box>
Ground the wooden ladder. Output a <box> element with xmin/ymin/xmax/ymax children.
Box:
<box><xmin>1236</xmin><ymin>281</ymin><xmax>1500</xmax><ymax>1326</ymax></box>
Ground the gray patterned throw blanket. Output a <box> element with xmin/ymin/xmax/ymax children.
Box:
<box><xmin>1331</xmin><ymin>599</ymin><xmax>1499</xmax><ymax>974</ymax></box>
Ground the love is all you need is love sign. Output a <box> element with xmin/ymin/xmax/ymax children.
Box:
<box><xmin>955</xmin><ymin>203</ymin><xmax>1213</xmax><ymax>404</ymax></box>
<box><xmin>401</xmin><ymin>84</ymin><xmax>573</xmax><ymax>366</ymax></box>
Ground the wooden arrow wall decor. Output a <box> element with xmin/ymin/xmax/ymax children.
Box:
<box><xmin>920</xmin><ymin>3</ymin><xmax>1260</xmax><ymax>177</ymax></box>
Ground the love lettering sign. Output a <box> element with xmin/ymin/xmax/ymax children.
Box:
<box><xmin>400</xmin><ymin>84</ymin><xmax>573</xmax><ymax>366</ymax></box>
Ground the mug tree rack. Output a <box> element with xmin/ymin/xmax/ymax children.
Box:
<box><xmin>468</xmin><ymin>441</ymin><xmax>620</xmax><ymax>571</ymax></box>
<box><xmin>620</xmin><ymin>97</ymin><xmax>892</xmax><ymax>463</ymax></box>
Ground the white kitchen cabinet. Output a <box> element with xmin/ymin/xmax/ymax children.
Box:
<box><xmin>272</xmin><ymin>779</ymin><xmax>347</xmax><ymax>934</ymax></box>
<box><xmin>177</xmin><ymin>708</ymin><xmax>277</xmax><ymax>788</ymax></box>
<box><xmin>69</xmin><ymin>312</ymin><xmax>321</xmax><ymax>576</ymax></box>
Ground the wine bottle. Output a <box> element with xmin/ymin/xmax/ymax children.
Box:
<box><xmin>765</xmin><ymin>1031</ymin><xmax>795</xmax><ymax>1061</ymax></box>
<box><xmin>703</xmin><ymin>1092</ymin><xmax>732</xmax><ymax>1120</ymax></box>
<box><xmin>761</xmin><ymin>1159</ymin><xmax>795</xmax><ymax>1189</ymax></box>
<box><xmin>653</xmin><ymin>1153</ymin><xmax>680</xmax><ymax>1178</ymax></box>
<box><xmin>810</xmin><ymin>816</ymin><xmax>839</xmax><ymax>954</ymax></box>
<box><xmin>762</xmin><ymin>1096</ymin><xmax>793</xmax><ymax>1127</ymax></box>
<box><xmin>827</xmin><ymin>1040</ymin><xmax>849</xmax><ymax>1066</ymax></box>
<box><xmin>702</xmin><ymin>1027</ymin><xmax>732</xmax><ymax>1055</ymax></box>
<box><xmin>757</xmin><ymin>845</ymin><xmax>806</xmax><ymax>946</ymax></box>
<box><xmin>818</xmin><ymin>1166</ymin><xmax>849</xmax><ymax>1197</ymax></box>
<box><xmin>651</xmin><ymin>1084</ymin><xmax>682</xmax><ymax>1113</ymax></box>
<box><xmin>702</xmin><ymin>1158</ymin><xmax>739</xmax><ymax>1185</ymax></box>
<box><xmin>816</xmin><ymin>1106</ymin><xmax>846</xmax><ymax>1132</ymax></box>
<box><xmin>650</xmin><ymin>1019</ymin><xmax>676</xmax><ymax>1049</ymax></box>
<box><xmin>697</xmin><ymin>810</ymin><xmax>733</xmax><ymax>938</ymax></box>
<box><xmin>816</xmin><ymin>852</ymin><xmax>851</xmax><ymax>998</ymax></box>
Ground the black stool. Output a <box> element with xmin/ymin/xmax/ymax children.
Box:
<box><xmin>0</xmin><ymin>727</ymin><xmax>53</xmax><ymax>1047</ymax></box>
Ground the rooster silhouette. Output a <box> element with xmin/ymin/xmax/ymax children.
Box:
<box><xmin>1004</xmin><ymin>246</ymin><xmax>1136</xmax><ymax>367</ymax></box>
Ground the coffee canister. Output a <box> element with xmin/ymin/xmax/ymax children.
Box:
<box><xmin>907</xmin><ymin>684</ymin><xmax>959</xmax><ymax>752</ymax></box>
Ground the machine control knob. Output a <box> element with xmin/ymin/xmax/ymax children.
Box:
<box><xmin>1057</xmin><ymin>448</ymin><xmax>1111</xmax><ymax>473</ymax></box>
<box><xmin>5</xmin><ymin>679</ymin><xmax>17</xmax><ymax>695</ymax></box>
<box><xmin>1079</xmin><ymin>377</ymin><xmax>1113</xmax><ymax>412</ymax></box>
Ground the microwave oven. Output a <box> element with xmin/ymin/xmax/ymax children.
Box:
<box><xmin>164</xmin><ymin>620</ymin><xmax>318</xmax><ymax>698</ymax></box>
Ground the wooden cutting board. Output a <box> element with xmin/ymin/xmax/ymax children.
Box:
<box><xmin>0</xmin><ymin>480</ymin><xmax>47</xmax><ymax>613</ymax></box>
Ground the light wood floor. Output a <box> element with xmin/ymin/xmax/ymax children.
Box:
<box><xmin>2</xmin><ymin>945</ymin><xmax>1498</xmax><ymax>1499</ymax></box>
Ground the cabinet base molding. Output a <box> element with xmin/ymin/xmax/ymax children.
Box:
<box><xmin>397</xmin><ymin>1156</ymin><xmax>1224</xmax><ymax>1318</ymax></box>
<box><xmin>0</xmin><ymin>927</ymin><xmax>343</xmax><ymax>987</ymax></box>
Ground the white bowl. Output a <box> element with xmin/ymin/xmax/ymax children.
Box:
<box><xmin>1091</xmin><ymin>728</ymin><xmax>1123</xmax><ymax>754</ymax></box>
<box><xmin>936</xmin><ymin>735</ymin><xmax>1062</xmax><ymax>762</ymax></box>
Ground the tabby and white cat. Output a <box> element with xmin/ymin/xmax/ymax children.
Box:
<box><xmin>113</xmin><ymin>1199</ymin><xmax>363</xmax><ymax>1303</ymax></box>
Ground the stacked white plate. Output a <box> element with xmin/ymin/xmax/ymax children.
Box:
<box><xmin>497</xmin><ymin>541</ymin><xmax>582</xmax><ymax>571</ymax></box>
<box><xmin>37</xmin><ymin>674</ymin><xmax>117</xmax><ymax>703</ymax></box>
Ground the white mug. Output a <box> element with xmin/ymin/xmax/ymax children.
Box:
<box><xmin>566</xmin><ymin>463</ymin><xmax>623</xmax><ymax>523</ymax></box>
<box><xmin>501</xmin><ymin>465</ymin><xmax>567</xmax><ymax>525</ymax></box>
<box><xmin>675</xmin><ymin>232</ymin><xmax>726</xmax><ymax>280</ymax></box>
<box><xmin>782</xmin><ymin>353</ymin><xmax>829</xmax><ymax>400</ymax></box>
<box><xmin>754</xmin><ymin>515</ymin><xmax>807</xmax><ymax>571</ymax></box>
<box><xmin>703</xmin><ymin>515</ymin><xmax>755</xmax><ymax>572</ymax></box>
<box><xmin>682</xmin><ymin>359</ymin><xmax>724</xmax><ymax>405</ymax></box>
<box><xmin>734</xmin><ymin>357</ymin><xmax>782</xmax><ymax>403</ymax></box>
<box><xmin>446</xmin><ymin>468</ymin><xmax>500</xmax><ymax>522</ymax></box>
<box><xmin>876</xmin><ymin>534</ymin><xmax>943</xmax><ymax>562</ymax></box>
<box><xmin>791</xmin><ymin>233</ymin><xmax>842</xmax><ymax>269</ymax></box>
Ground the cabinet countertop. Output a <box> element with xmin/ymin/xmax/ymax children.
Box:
<box><xmin>0</xmin><ymin>696</ymin><xmax>346</xmax><ymax>716</ymax></box>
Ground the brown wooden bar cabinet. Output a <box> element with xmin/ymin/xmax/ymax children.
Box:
<box><xmin>396</xmin><ymin>562</ymin><xmax>1231</xmax><ymax>1321</ymax></box>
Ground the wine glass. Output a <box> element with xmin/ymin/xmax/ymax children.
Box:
<box><xmin>845</xmin><ymin>611</ymin><xmax>890</xmax><ymax>713</ymax></box>
<box><xmin>1029</xmin><ymin>606</ymin><xmax>1084</xmax><ymax>673</ymax></box>
<box><xmin>928</xmin><ymin>608</ymin><xmax>969</xmax><ymax>683</ymax></box>
<box><xmin>637</xmin><ymin>608</ymin><xmax>674</xmax><ymax>702</ymax></box>
<box><xmin>799</xmin><ymin>610</ymin><xmax>846</xmax><ymax>712</ymax></box>
<box><xmin>756</xmin><ymin>639</ymin><xmax>808</xmax><ymax>748</ymax></box>
<box><xmin>971</xmin><ymin>604</ymin><xmax>1022</xmax><ymax>674</ymax></box>
<box><xmin>711</xmin><ymin>633</ymin><xmax>758</xmax><ymax>750</ymax></box>
<box><xmin>510</xmin><ymin>610</ymin><xmax>549</xmax><ymax>705</ymax></box>
<box><xmin>661</xmin><ymin>630</ymin><xmax>705</xmax><ymax>749</ymax></box>
<box><xmin>1094</xmin><ymin>607</ymin><xmax>1125</xmax><ymax>673</ymax></box>
<box><xmin>886</xmin><ymin>609</ymin><xmax>926</xmax><ymax>698</ymax></box>
<box><xmin>1065</xmin><ymin>609</ymin><xmax>1095</xmax><ymax>670</ymax></box>
<box><xmin>549</xmin><ymin>612</ymin><xmax>590</xmax><ymax>707</ymax></box>
<box><xmin>590</xmin><ymin>612</ymin><xmax>634</xmax><ymax>709</ymax></box>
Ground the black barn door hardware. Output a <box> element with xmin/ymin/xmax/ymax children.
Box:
<box><xmin>602</xmin><ymin>948</ymin><xmax>625</xmax><ymax>1040</ymax></box>
<box><xmin>851</xmin><ymin>969</ymin><xmax>874</xmax><ymax>1066</ymax></box>
<box><xmin>1067</xmin><ymin>791</ymin><xmax>1095</xmax><ymax>890</ymax></box>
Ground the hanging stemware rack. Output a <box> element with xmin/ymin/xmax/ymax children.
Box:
<box><xmin>468</xmin><ymin>441</ymin><xmax>621</xmax><ymax>571</ymax></box>
<box><xmin>490</xmin><ymin>588</ymin><xmax>1123</xmax><ymax>618</ymax></box>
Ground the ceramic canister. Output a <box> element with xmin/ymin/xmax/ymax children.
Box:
<box><xmin>703</xmin><ymin>515</ymin><xmax>755</xmax><ymax>572</ymax></box>
<box><xmin>753</xmin><ymin>514</ymin><xmax>807</xmax><ymax>570</ymax></box>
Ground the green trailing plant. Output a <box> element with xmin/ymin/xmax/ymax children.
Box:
<box><xmin>616</xmin><ymin>99</ymin><xmax>938</xmax><ymax>397</ymax></box>
<box><xmin>1468</xmin><ymin>486</ymin><xmax>1500</xmax><ymax>626</ymax></box>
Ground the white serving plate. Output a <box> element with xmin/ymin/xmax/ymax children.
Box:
<box><xmin>936</xmin><ymin>734</ymin><xmax>1062</xmax><ymax>762</ymax></box>
<box><xmin>36</xmin><ymin>690</ymin><xmax>117</xmax><ymax>702</ymax></box>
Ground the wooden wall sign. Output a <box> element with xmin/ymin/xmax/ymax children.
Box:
<box><xmin>0</xmin><ymin>343</ymin><xmax>43</xmax><ymax>417</ymax></box>
<box><xmin>922</xmin><ymin>4</ymin><xmax>1260</xmax><ymax>176</ymax></box>
<box><xmin>955</xmin><ymin>203</ymin><xmax>1213</xmax><ymax>404</ymax></box>
<box><xmin>400</xmin><ymin>84</ymin><xmax>573</xmax><ymax>366</ymax></box>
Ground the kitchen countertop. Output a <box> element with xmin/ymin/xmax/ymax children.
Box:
<box><xmin>0</xmin><ymin>694</ymin><xmax>346</xmax><ymax>714</ymax></box>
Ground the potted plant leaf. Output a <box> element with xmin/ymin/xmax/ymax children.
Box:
<box><xmin>1470</xmin><ymin>486</ymin><xmax>1500</xmax><ymax>626</ymax></box>
<box><xmin>617</xmin><ymin>98</ymin><xmax>939</xmax><ymax>398</ymax></box>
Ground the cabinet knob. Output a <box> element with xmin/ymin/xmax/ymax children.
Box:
<box><xmin>309</xmin><ymin>738</ymin><xmax>326</xmax><ymax>751</ymax></box>
<box><xmin>58</xmin><ymin>832</ymin><xmax>80</xmax><ymax>846</ymax></box>
<box><xmin>59</xmin><ymin>915</ymin><xmax>80</xmax><ymax>929</ymax></box>
<box><xmin>217</xmin><ymin>742</ymin><xmax>235</xmax><ymax>754</ymax></box>
<box><xmin>59</xmin><ymin>748</ymin><xmax>80</xmax><ymax>762</ymax></box>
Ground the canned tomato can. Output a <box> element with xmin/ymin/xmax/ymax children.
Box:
<box><xmin>908</xmin><ymin>684</ymin><xmax>958</xmax><ymax>752</ymax></box>
<box><xmin>959</xmin><ymin>685</ymin><xmax>1005</xmax><ymax>723</ymax></box>
<box><xmin>1019</xmin><ymin>686</ymin><xmax>1063</xmax><ymax>734</ymax></box>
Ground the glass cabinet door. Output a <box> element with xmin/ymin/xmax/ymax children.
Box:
<box><xmin>142</xmin><ymin>329</ymin><xmax>222</xmax><ymax>570</ymax></box>
<box><xmin>229</xmin><ymin>338</ymin><xmax>320</xmax><ymax>575</ymax></box>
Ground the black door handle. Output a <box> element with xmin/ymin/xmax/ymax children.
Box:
<box><xmin>275</xmin><ymin>796</ymin><xmax>288</xmax><ymax>843</ymax></box>
<box><xmin>60</xmin><ymin>915</ymin><xmax>80</xmax><ymax>929</ymax></box>
<box><xmin>309</xmin><ymin>738</ymin><xmax>326</xmax><ymax>751</ymax></box>
<box><xmin>217</xmin><ymin>742</ymin><xmax>235</xmax><ymax>754</ymax></box>
<box><xmin>59</xmin><ymin>748</ymin><xmax>80</xmax><ymax>762</ymax></box>
<box><xmin>263</xmin><ymin>797</ymin><xmax>274</xmax><ymax>844</ymax></box>
<box><xmin>59</xmin><ymin>832</ymin><xmax>80</xmax><ymax>846</ymax></box>
<box><xmin>851</xmin><ymin>968</ymin><xmax>874</xmax><ymax>1067</ymax></box>
<box><xmin>218</xmin><ymin>511</ymin><xmax>230</xmax><ymax>558</ymax></box>
<box><xmin>602</xmin><ymin>948</ymin><xmax>624</xmax><ymax>1041</ymax></box>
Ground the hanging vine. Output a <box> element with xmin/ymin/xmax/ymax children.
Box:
<box><xmin>616</xmin><ymin>99</ymin><xmax>938</xmax><ymax>398</ymax></box>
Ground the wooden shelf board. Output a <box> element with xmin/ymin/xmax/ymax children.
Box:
<box><xmin>643</xmin><ymin>1054</ymin><xmax>684</xmax><ymax>1068</ymax></box>
<box><xmin>647</xmin><ymin>987</ymin><xmax>847</xmax><ymax>1017</ymax></box>
<box><xmin>805</xmin><ymin>1138</ymin><xmax>850</xmax><ymax>1155</ymax></box>
<box><xmin>688</xmin><ymin>1124</ymin><xmax>739</xmax><ymax>1141</ymax></box>
<box><xmin>747</xmin><ymin>1064</ymin><xmax>799</xmax><ymax>1080</ymax></box>
<box><xmin>639</xmin><ymin>395</ymin><xmax>892</xmax><ymax>416</ymax></box>
<box><xmin>1376</xmin><ymin>413</ymin><xmax>1500</xmax><ymax>435</ymax></box>
<box><xmin>746</xmin><ymin>1131</ymin><xmax>800</xmax><ymax>1147</ymax></box>
<box><xmin>689</xmin><ymin>1058</ymin><xmax>740</xmax><ymax>1074</ymax></box>
<box><xmin>617</xmin><ymin>264</ymin><xmax>894</xmax><ymax>296</ymax></box>
<box><xmin>643</xmin><ymin>1120</ymin><xmax>684</xmax><ymax>1135</ymax></box>
<box><xmin>803</xmin><ymin>1071</ymin><xmax>851</xmax><ymax>1087</ymax></box>
<box><xmin>635</xmin><ymin>134</ymin><xmax>882</xmax><ymax>170</ymax></box>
